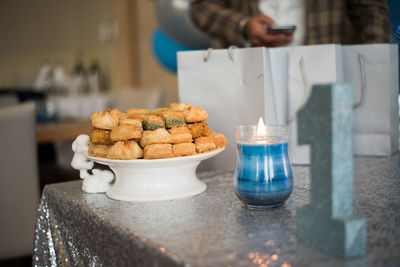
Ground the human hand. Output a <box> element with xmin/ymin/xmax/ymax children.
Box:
<box><xmin>244</xmin><ymin>14</ymin><xmax>293</xmax><ymax>47</ymax></box>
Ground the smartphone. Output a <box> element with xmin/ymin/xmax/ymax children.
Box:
<box><xmin>266</xmin><ymin>25</ymin><xmax>296</xmax><ymax>33</ymax></box>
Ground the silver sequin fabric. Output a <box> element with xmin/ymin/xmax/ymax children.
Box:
<box><xmin>33</xmin><ymin>155</ymin><xmax>400</xmax><ymax>266</ymax></box>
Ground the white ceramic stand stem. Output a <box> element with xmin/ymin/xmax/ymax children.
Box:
<box><xmin>106</xmin><ymin>161</ymin><xmax>206</xmax><ymax>201</ymax></box>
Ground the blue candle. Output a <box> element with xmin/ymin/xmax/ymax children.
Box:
<box><xmin>234</xmin><ymin>123</ymin><xmax>293</xmax><ymax>209</ymax></box>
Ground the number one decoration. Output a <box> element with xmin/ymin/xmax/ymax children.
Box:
<box><xmin>296</xmin><ymin>83</ymin><xmax>366</xmax><ymax>257</ymax></box>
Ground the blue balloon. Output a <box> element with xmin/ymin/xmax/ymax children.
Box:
<box><xmin>155</xmin><ymin>0</ymin><xmax>210</xmax><ymax>48</ymax></box>
<box><xmin>388</xmin><ymin>0</ymin><xmax>400</xmax><ymax>26</ymax></box>
<box><xmin>152</xmin><ymin>28</ymin><xmax>196</xmax><ymax>72</ymax></box>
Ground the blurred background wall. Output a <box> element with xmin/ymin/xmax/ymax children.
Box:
<box><xmin>0</xmin><ymin>0</ymin><xmax>112</xmax><ymax>89</ymax></box>
<box><xmin>134</xmin><ymin>0</ymin><xmax>179</xmax><ymax>106</ymax></box>
<box><xmin>0</xmin><ymin>0</ymin><xmax>178</xmax><ymax>106</ymax></box>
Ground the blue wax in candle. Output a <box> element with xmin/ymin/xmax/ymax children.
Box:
<box><xmin>234</xmin><ymin>142</ymin><xmax>293</xmax><ymax>207</ymax></box>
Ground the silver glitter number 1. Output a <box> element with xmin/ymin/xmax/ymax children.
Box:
<box><xmin>296</xmin><ymin>83</ymin><xmax>367</xmax><ymax>258</ymax></box>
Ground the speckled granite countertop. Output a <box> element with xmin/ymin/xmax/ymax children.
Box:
<box><xmin>34</xmin><ymin>154</ymin><xmax>400</xmax><ymax>267</ymax></box>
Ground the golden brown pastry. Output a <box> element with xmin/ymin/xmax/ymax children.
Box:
<box><xmin>91</xmin><ymin>109</ymin><xmax>120</xmax><ymax>130</ymax></box>
<box><xmin>194</xmin><ymin>136</ymin><xmax>216</xmax><ymax>153</ymax></box>
<box><xmin>187</xmin><ymin>122</ymin><xmax>211</xmax><ymax>138</ymax></box>
<box><xmin>140</xmin><ymin>128</ymin><xmax>172</xmax><ymax>147</ymax></box>
<box><xmin>150</xmin><ymin>107</ymin><xmax>171</xmax><ymax>116</ymax></box>
<box><xmin>172</xmin><ymin>142</ymin><xmax>196</xmax><ymax>157</ymax></box>
<box><xmin>110</xmin><ymin>124</ymin><xmax>143</xmax><ymax>141</ymax></box>
<box><xmin>168</xmin><ymin>127</ymin><xmax>192</xmax><ymax>144</ymax></box>
<box><xmin>90</xmin><ymin>129</ymin><xmax>114</xmax><ymax>145</ymax></box>
<box><xmin>127</xmin><ymin>113</ymin><xmax>148</xmax><ymax>122</ymax></box>
<box><xmin>119</xmin><ymin>118</ymin><xmax>143</xmax><ymax>129</ymax></box>
<box><xmin>162</xmin><ymin>110</ymin><xmax>185</xmax><ymax>128</ymax></box>
<box><xmin>126</xmin><ymin>108</ymin><xmax>148</xmax><ymax>118</ymax></box>
<box><xmin>210</xmin><ymin>131</ymin><xmax>227</xmax><ymax>148</ymax></box>
<box><xmin>88</xmin><ymin>143</ymin><xmax>111</xmax><ymax>158</ymax></box>
<box><xmin>107</xmin><ymin>141</ymin><xmax>143</xmax><ymax>159</ymax></box>
<box><xmin>142</xmin><ymin>115</ymin><xmax>165</xmax><ymax>130</ymax></box>
<box><xmin>183</xmin><ymin>105</ymin><xmax>208</xmax><ymax>123</ymax></box>
<box><xmin>112</xmin><ymin>109</ymin><xmax>128</xmax><ymax>121</ymax></box>
<box><xmin>143</xmin><ymin>144</ymin><xmax>173</xmax><ymax>159</ymax></box>
<box><xmin>170</xmin><ymin>103</ymin><xmax>192</xmax><ymax>111</ymax></box>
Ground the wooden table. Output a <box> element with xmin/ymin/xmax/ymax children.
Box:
<box><xmin>36</xmin><ymin>119</ymin><xmax>92</xmax><ymax>144</ymax></box>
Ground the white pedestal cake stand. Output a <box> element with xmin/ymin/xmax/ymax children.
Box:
<box><xmin>88</xmin><ymin>148</ymin><xmax>224</xmax><ymax>201</ymax></box>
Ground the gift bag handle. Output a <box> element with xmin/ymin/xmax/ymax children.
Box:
<box><xmin>203</xmin><ymin>48</ymin><xmax>213</xmax><ymax>62</ymax></box>
<box><xmin>227</xmin><ymin>45</ymin><xmax>238</xmax><ymax>61</ymax></box>
<box><xmin>288</xmin><ymin>54</ymin><xmax>366</xmax><ymax>124</ymax></box>
<box><xmin>203</xmin><ymin>46</ymin><xmax>238</xmax><ymax>63</ymax></box>
<box><xmin>353</xmin><ymin>54</ymin><xmax>365</xmax><ymax>109</ymax></box>
<box><xmin>288</xmin><ymin>56</ymin><xmax>309</xmax><ymax>123</ymax></box>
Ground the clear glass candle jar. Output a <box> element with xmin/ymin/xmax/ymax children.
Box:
<box><xmin>234</xmin><ymin>125</ymin><xmax>293</xmax><ymax>209</ymax></box>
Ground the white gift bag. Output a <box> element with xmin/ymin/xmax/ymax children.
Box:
<box><xmin>287</xmin><ymin>45</ymin><xmax>344</xmax><ymax>164</ymax></box>
<box><xmin>178</xmin><ymin>47</ymin><xmax>278</xmax><ymax>171</ymax></box>
<box><xmin>343</xmin><ymin>44</ymin><xmax>399</xmax><ymax>156</ymax></box>
<box><xmin>266</xmin><ymin>47</ymin><xmax>290</xmax><ymax>125</ymax></box>
<box><xmin>276</xmin><ymin>44</ymin><xmax>398</xmax><ymax>164</ymax></box>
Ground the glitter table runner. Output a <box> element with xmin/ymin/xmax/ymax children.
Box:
<box><xmin>34</xmin><ymin>155</ymin><xmax>400</xmax><ymax>266</ymax></box>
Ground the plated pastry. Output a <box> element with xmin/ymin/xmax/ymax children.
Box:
<box><xmin>107</xmin><ymin>141</ymin><xmax>143</xmax><ymax>159</ymax></box>
<box><xmin>110</xmin><ymin>124</ymin><xmax>143</xmax><ymax>141</ymax></box>
<box><xmin>87</xmin><ymin>103</ymin><xmax>226</xmax><ymax>160</ymax></box>
<box><xmin>140</xmin><ymin>128</ymin><xmax>173</xmax><ymax>147</ymax></box>
<box><xmin>88</xmin><ymin>143</ymin><xmax>111</xmax><ymax>158</ymax></box>
<box><xmin>90</xmin><ymin>129</ymin><xmax>114</xmax><ymax>145</ymax></box>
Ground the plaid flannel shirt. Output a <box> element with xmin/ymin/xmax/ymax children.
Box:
<box><xmin>191</xmin><ymin>0</ymin><xmax>391</xmax><ymax>48</ymax></box>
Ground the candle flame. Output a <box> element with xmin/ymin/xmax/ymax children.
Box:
<box><xmin>257</xmin><ymin>117</ymin><xmax>266</xmax><ymax>137</ymax></box>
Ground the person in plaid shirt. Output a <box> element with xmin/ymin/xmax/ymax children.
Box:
<box><xmin>191</xmin><ymin>0</ymin><xmax>391</xmax><ymax>48</ymax></box>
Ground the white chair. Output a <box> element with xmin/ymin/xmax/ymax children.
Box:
<box><xmin>0</xmin><ymin>101</ymin><xmax>40</xmax><ymax>259</ymax></box>
<box><xmin>113</xmin><ymin>87</ymin><xmax>164</xmax><ymax>111</ymax></box>
<box><xmin>0</xmin><ymin>94</ymin><xmax>18</xmax><ymax>107</ymax></box>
